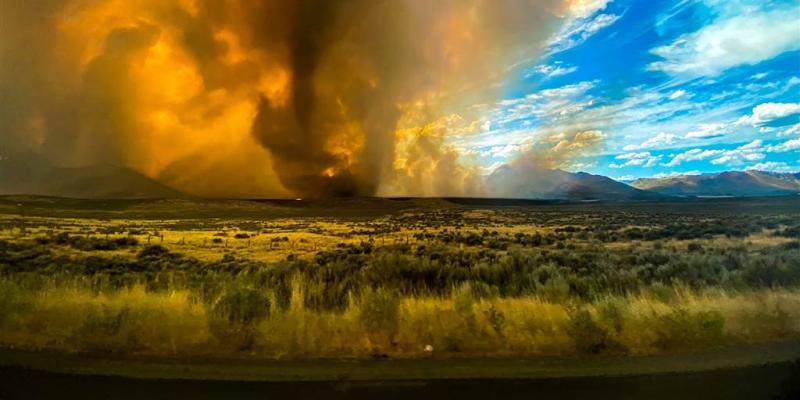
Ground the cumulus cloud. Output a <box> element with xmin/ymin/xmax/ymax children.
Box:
<box><xmin>735</xmin><ymin>102</ymin><xmax>800</xmax><ymax>128</ymax></box>
<box><xmin>780</xmin><ymin>123</ymin><xmax>800</xmax><ymax>137</ymax></box>
<box><xmin>623</xmin><ymin>132</ymin><xmax>677</xmax><ymax>151</ymax></box>
<box><xmin>663</xmin><ymin>148</ymin><xmax>724</xmax><ymax>167</ymax></box>
<box><xmin>685</xmin><ymin>123</ymin><xmax>727</xmax><ymax>139</ymax></box>
<box><xmin>746</xmin><ymin>161</ymin><xmax>796</xmax><ymax>172</ymax></box>
<box><xmin>768</xmin><ymin>138</ymin><xmax>800</xmax><ymax>153</ymax></box>
<box><xmin>709</xmin><ymin>140</ymin><xmax>765</xmax><ymax>165</ymax></box>
<box><xmin>480</xmin><ymin>144</ymin><xmax>529</xmax><ymax>159</ymax></box>
<box><xmin>652</xmin><ymin>170</ymin><xmax>701</xmax><ymax>178</ymax></box>
<box><xmin>612</xmin><ymin>174</ymin><xmax>635</xmax><ymax>181</ymax></box>
<box><xmin>648</xmin><ymin>6</ymin><xmax>800</xmax><ymax>77</ymax></box>
<box><xmin>610</xmin><ymin>151</ymin><xmax>661</xmax><ymax>168</ymax></box>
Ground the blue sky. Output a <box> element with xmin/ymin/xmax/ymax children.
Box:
<box><xmin>453</xmin><ymin>0</ymin><xmax>800</xmax><ymax>180</ymax></box>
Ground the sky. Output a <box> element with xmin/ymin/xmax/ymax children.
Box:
<box><xmin>1</xmin><ymin>0</ymin><xmax>799</xmax><ymax>198</ymax></box>
<box><xmin>454</xmin><ymin>0</ymin><xmax>800</xmax><ymax>181</ymax></box>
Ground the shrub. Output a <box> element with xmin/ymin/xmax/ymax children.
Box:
<box><xmin>482</xmin><ymin>304</ymin><xmax>505</xmax><ymax>336</ymax></box>
<box><xmin>213</xmin><ymin>287</ymin><xmax>271</xmax><ymax>324</ymax></box>
<box><xmin>272</xmin><ymin>274</ymin><xmax>293</xmax><ymax>313</ymax></box>
<box><xmin>567</xmin><ymin>309</ymin><xmax>623</xmax><ymax>354</ymax></box>
<box><xmin>599</xmin><ymin>300</ymin><xmax>626</xmax><ymax>334</ymax></box>
<box><xmin>359</xmin><ymin>288</ymin><xmax>401</xmax><ymax>335</ymax></box>
<box><xmin>302</xmin><ymin>280</ymin><xmax>350</xmax><ymax>312</ymax></box>
<box><xmin>469</xmin><ymin>281</ymin><xmax>500</xmax><ymax>299</ymax></box>
<box><xmin>653</xmin><ymin>309</ymin><xmax>725</xmax><ymax>350</ymax></box>
<box><xmin>0</xmin><ymin>281</ymin><xmax>33</xmax><ymax>326</ymax></box>
<box><xmin>209</xmin><ymin>286</ymin><xmax>271</xmax><ymax>351</ymax></box>
<box><xmin>138</xmin><ymin>245</ymin><xmax>171</xmax><ymax>259</ymax></box>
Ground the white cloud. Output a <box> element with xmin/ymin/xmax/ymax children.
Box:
<box><xmin>685</xmin><ymin>123</ymin><xmax>726</xmax><ymax>139</ymax></box>
<box><xmin>567</xmin><ymin>0</ymin><xmax>612</xmax><ymax>18</ymax></box>
<box><xmin>669</xmin><ymin>90</ymin><xmax>687</xmax><ymax>100</ymax></box>
<box><xmin>647</xmin><ymin>7</ymin><xmax>800</xmax><ymax>77</ymax></box>
<box><xmin>612</xmin><ymin>175</ymin><xmax>635</xmax><ymax>181</ymax></box>
<box><xmin>610</xmin><ymin>151</ymin><xmax>662</xmax><ymax>168</ymax></box>
<box><xmin>480</xmin><ymin>143</ymin><xmax>529</xmax><ymax>159</ymax></box>
<box><xmin>485</xmin><ymin>81</ymin><xmax>597</xmax><ymax>128</ymax></box>
<box><xmin>738</xmin><ymin>139</ymin><xmax>763</xmax><ymax>150</ymax></box>
<box><xmin>623</xmin><ymin>132</ymin><xmax>677</xmax><ymax>151</ymax></box>
<box><xmin>548</xmin><ymin>13</ymin><xmax>621</xmax><ymax>54</ymax></box>
<box><xmin>786</xmin><ymin>77</ymin><xmax>800</xmax><ymax>90</ymax></box>
<box><xmin>710</xmin><ymin>140</ymin><xmax>765</xmax><ymax>165</ymax></box>
<box><xmin>735</xmin><ymin>102</ymin><xmax>800</xmax><ymax>127</ymax></box>
<box><xmin>615</xmin><ymin>151</ymin><xmax>650</xmax><ymax>160</ymax></box>
<box><xmin>481</xmin><ymin>161</ymin><xmax>506</xmax><ymax>175</ymax></box>
<box><xmin>571</xmin><ymin>161</ymin><xmax>599</xmax><ymax>171</ymax></box>
<box><xmin>664</xmin><ymin>137</ymin><xmax>799</xmax><ymax>169</ymax></box>
<box><xmin>663</xmin><ymin>148</ymin><xmax>724</xmax><ymax>167</ymax></box>
<box><xmin>768</xmin><ymin>138</ymin><xmax>800</xmax><ymax>153</ymax></box>
<box><xmin>779</xmin><ymin>123</ymin><xmax>800</xmax><ymax>137</ymax></box>
<box><xmin>526</xmin><ymin>63</ymin><xmax>578</xmax><ymax>79</ymax></box>
<box><xmin>746</xmin><ymin>161</ymin><xmax>795</xmax><ymax>172</ymax></box>
<box><xmin>652</xmin><ymin>170</ymin><xmax>702</xmax><ymax>178</ymax></box>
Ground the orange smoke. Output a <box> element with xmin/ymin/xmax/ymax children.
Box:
<box><xmin>0</xmin><ymin>0</ymin><xmax>596</xmax><ymax>198</ymax></box>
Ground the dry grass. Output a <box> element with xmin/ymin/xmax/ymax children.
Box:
<box><xmin>2</xmin><ymin>280</ymin><xmax>798</xmax><ymax>359</ymax></box>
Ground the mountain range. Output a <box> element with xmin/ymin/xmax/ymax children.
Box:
<box><xmin>2</xmin><ymin>155</ymin><xmax>798</xmax><ymax>199</ymax></box>
<box><xmin>485</xmin><ymin>164</ymin><xmax>664</xmax><ymax>201</ymax></box>
<box><xmin>632</xmin><ymin>170</ymin><xmax>800</xmax><ymax>197</ymax></box>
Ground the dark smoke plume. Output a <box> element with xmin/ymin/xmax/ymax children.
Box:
<box><xmin>0</xmin><ymin>0</ymin><xmax>588</xmax><ymax>198</ymax></box>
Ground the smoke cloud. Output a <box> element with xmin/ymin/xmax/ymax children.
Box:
<box><xmin>1</xmin><ymin>0</ymin><xmax>592</xmax><ymax>198</ymax></box>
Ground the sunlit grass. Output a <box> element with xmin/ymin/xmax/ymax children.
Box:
<box><xmin>2</xmin><ymin>278</ymin><xmax>798</xmax><ymax>359</ymax></box>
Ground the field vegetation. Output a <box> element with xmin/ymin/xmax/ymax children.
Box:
<box><xmin>0</xmin><ymin>197</ymin><xmax>798</xmax><ymax>359</ymax></box>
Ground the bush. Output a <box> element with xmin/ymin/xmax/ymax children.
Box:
<box><xmin>302</xmin><ymin>280</ymin><xmax>351</xmax><ymax>312</ymax></box>
<box><xmin>359</xmin><ymin>288</ymin><xmax>401</xmax><ymax>335</ymax></box>
<box><xmin>272</xmin><ymin>274</ymin><xmax>293</xmax><ymax>313</ymax></box>
<box><xmin>0</xmin><ymin>281</ymin><xmax>33</xmax><ymax>326</ymax></box>
<box><xmin>138</xmin><ymin>245</ymin><xmax>171</xmax><ymax>259</ymax></box>
<box><xmin>653</xmin><ymin>309</ymin><xmax>725</xmax><ymax>350</ymax></box>
<box><xmin>688</xmin><ymin>243</ymin><xmax>704</xmax><ymax>253</ymax></box>
<box><xmin>209</xmin><ymin>286</ymin><xmax>271</xmax><ymax>351</ymax></box>
<box><xmin>482</xmin><ymin>304</ymin><xmax>505</xmax><ymax>336</ymax></box>
<box><xmin>214</xmin><ymin>287</ymin><xmax>271</xmax><ymax>324</ymax></box>
<box><xmin>469</xmin><ymin>281</ymin><xmax>500</xmax><ymax>299</ymax></box>
<box><xmin>567</xmin><ymin>309</ymin><xmax>624</xmax><ymax>354</ymax></box>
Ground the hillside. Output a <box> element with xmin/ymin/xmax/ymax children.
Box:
<box><xmin>0</xmin><ymin>157</ymin><xmax>184</xmax><ymax>199</ymax></box>
<box><xmin>486</xmin><ymin>165</ymin><xmax>665</xmax><ymax>201</ymax></box>
<box><xmin>632</xmin><ymin>171</ymin><xmax>800</xmax><ymax>197</ymax></box>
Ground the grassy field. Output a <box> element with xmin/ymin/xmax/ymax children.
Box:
<box><xmin>1</xmin><ymin>196</ymin><xmax>799</xmax><ymax>359</ymax></box>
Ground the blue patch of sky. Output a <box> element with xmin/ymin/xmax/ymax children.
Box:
<box><xmin>461</xmin><ymin>0</ymin><xmax>800</xmax><ymax>178</ymax></box>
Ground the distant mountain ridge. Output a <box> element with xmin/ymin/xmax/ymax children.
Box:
<box><xmin>0</xmin><ymin>156</ymin><xmax>184</xmax><ymax>199</ymax></box>
<box><xmin>2</xmin><ymin>153</ymin><xmax>797</xmax><ymax>200</ymax></box>
<box><xmin>486</xmin><ymin>164</ymin><xmax>666</xmax><ymax>201</ymax></box>
<box><xmin>632</xmin><ymin>170</ymin><xmax>800</xmax><ymax>197</ymax></box>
